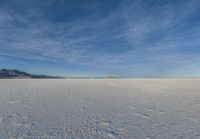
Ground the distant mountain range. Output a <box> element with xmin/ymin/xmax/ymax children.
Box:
<box><xmin>0</xmin><ymin>69</ymin><xmax>64</xmax><ymax>79</ymax></box>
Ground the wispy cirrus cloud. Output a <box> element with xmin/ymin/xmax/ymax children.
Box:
<box><xmin>0</xmin><ymin>0</ymin><xmax>200</xmax><ymax>77</ymax></box>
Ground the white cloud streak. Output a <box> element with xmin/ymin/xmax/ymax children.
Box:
<box><xmin>0</xmin><ymin>0</ymin><xmax>200</xmax><ymax>76</ymax></box>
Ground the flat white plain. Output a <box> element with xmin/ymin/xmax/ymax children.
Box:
<box><xmin>0</xmin><ymin>79</ymin><xmax>200</xmax><ymax>139</ymax></box>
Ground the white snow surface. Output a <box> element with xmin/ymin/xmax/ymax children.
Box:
<box><xmin>0</xmin><ymin>79</ymin><xmax>200</xmax><ymax>139</ymax></box>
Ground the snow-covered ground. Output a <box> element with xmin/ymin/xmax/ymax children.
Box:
<box><xmin>0</xmin><ymin>79</ymin><xmax>200</xmax><ymax>139</ymax></box>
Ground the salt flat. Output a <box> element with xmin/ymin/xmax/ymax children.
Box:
<box><xmin>0</xmin><ymin>79</ymin><xmax>200</xmax><ymax>139</ymax></box>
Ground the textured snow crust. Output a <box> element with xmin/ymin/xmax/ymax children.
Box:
<box><xmin>0</xmin><ymin>79</ymin><xmax>200</xmax><ymax>139</ymax></box>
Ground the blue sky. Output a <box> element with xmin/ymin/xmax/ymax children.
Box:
<box><xmin>0</xmin><ymin>0</ymin><xmax>200</xmax><ymax>77</ymax></box>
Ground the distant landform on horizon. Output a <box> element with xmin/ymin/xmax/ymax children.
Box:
<box><xmin>0</xmin><ymin>69</ymin><xmax>121</xmax><ymax>79</ymax></box>
<box><xmin>0</xmin><ymin>69</ymin><xmax>64</xmax><ymax>79</ymax></box>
